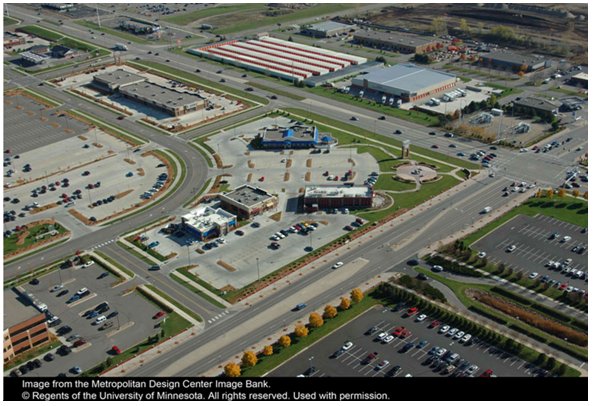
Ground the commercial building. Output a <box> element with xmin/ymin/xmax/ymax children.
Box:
<box><xmin>92</xmin><ymin>69</ymin><xmax>205</xmax><ymax>117</ymax></box>
<box><xmin>190</xmin><ymin>36</ymin><xmax>366</xmax><ymax>82</ymax></box>
<box><xmin>351</xmin><ymin>63</ymin><xmax>457</xmax><ymax>103</ymax></box>
<box><xmin>42</xmin><ymin>3</ymin><xmax>74</xmax><ymax>11</ymax></box>
<box><xmin>477</xmin><ymin>51</ymin><xmax>550</xmax><ymax>72</ymax></box>
<box><xmin>51</xmin><ymin>45</ymin><xmax>74</xmax><ymax>58</ymax></box>
<box><xmin>513</xmin><ymin>96</ymin><xmax>559</xmax><ymax>119</ymax></box>
<box><xmin>119</xmin><ymin>18</ymin><xmax>161</xmax><ymax>34</ymax></box>
<box><xmin>301</xmin><ymin>21</ymin><xmax>356</xmax><ymax>38</ymax></box>
<box><xmin>180</xmin><ymin>206</ymin><xmax>236</xmax><ymax>241</ymax></box>
<box><xmin>353</xmin><ymin>30</ymin><xmax>441</xmax><ymax>54</ymax></box>
<box><xmin>19</xmin><ymin>51</ymin><xmax>48</xmax><ymax>65</ymax></box>
<box><xmin>258</xmin><ymin>124</ymin><xmax>335</xmax><ymax>149</ymax></box>
<box><xmin>3</xmin><ymin>290</ymin><xmax>49</xmax><ymax>362</ymax></box>
<box><xmin>303</xmin><ymin>185</ymin><xmax>373</xmax><ymax>212</ymax></box>
<box><xmin>569</xmin><ymin>72</ymin><xmax>588</xmax><ymax>89</ymax></box>
<box><xmin>219</xmin><ymin>185</ymin><xmax>278</xmax><ymax>219</ymax></box>
<box><xmin>29</xmin><ymin>44</ymin><xmax>50</xmax><ymax>55</ymax></box>
<box><xmin>4</xmin><ymin>32</ymin><xmax>26</xmax><ymax>48</ymax></box>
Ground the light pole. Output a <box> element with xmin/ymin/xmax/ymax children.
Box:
<box><xmin>308</xmin><ymin>356</ymin><xmax>314</xmax><ymax>373</ymax></box>
<box><xmin>256</xmin><ymin>257</ymin><xmax>260</xmax><ymax>281</ymax></box>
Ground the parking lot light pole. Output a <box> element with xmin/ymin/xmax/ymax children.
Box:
<box><xmin>308</xmin><ymin>356</ymin><xmax>314</xmax><ymax>372</ymax></box>
<box><xmin>256</xmin><ymin>257</ymin><xmax>260</xmax><ymax>281</ymax></box>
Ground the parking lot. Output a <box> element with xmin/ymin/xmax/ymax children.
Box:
<box><xmin>4</xmin><ymin>93</ymin><xmax>87</xmax><ymax>154</ymax></box>
<box><xmin>270</xmin><ymin>305</ymin><xmax>545</xmax><ymax>378</ymax></box>
<box><xmin>205</xmin><ymin>116</ymin><xmax>379</xmax><ymax>196</ymax></box>
<box><xmin>139</xmin><ymin>210</ymin><xmax>362</xmax><ymax>290</ymax></box>
<box><xmin>4</xmin><ymin>125</ymin><xmax>166</xmax><ymax>228</ymax></box>
<box><xmin>472</xmin><ymin>214</ymin><xmax>588</xmax><ymax>291</ymax></box>
<box><xmin>8</xmin><ymin>262</ymin><xmax>161</xmax><ymax>377</ymax></box>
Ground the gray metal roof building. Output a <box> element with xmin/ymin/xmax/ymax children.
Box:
<box><xmin>351</xmin><ymin>63</ymin><xmax>457</xmax><ymax>102</ymax></box>
<box><xmin>513</xmin><ymin>96</ymin><xmax>560</xmax><ymax>114</ymax></box>
<box><xmin>93</xmin><ymin>69</ymin><xmax>146</xmax><ymax>91</ymax></box>
<box><xmin>218</xmin><ymin>184</ymin><xmax>278</xmax><ymax>219</ymax></box>
<box><xmin>478</xmin><ymin>51</ymin><xmax>550</xmax><ymax>72</ymax></box>
<box><xmin>120</xmin><ymin>81</ymin><xmax>204</xmax><ymax>114</ymax></box>
<box><xmin>301</xmin><ymin>21</ymin><xmax>356</xmax><ymax>38</ymax></box>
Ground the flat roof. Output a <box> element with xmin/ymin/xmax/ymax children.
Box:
<box><xmin>306</xmin><ymin>21</ymin><xmax>355</xmax><ymax>32</ymax></box>
<box><xmin>354</xmin><ymin>63</ymin><xmax>456</xmax><ymax>93</ymax></box>
<box><xmin>4</xmin><ymin>289</ymin><xmax>41</xmax><ymax>328</ymax></box>
<box><xmin>182</xmin><ymin>206</ymin><xmax>235</xmax><ymax>231</ymax></box>
<box><xmin>480</xmin><ymin>51</ymin><xmax>546</xmax><ymax>66</ymax></box>
<box><xmin>263</xmin><ymin>125</ymin><xmax>316</xmax><ymax>142</ymax></box>
<box><xmin>514</xmin><ymin>96</ymin><xmax>559</xmax><ymax>110</ymax></box>
<box><xmin>20</xmin><ymin>51</ymin><xmax>48</xmax><ymax>63</ymax></box>
<box><xmin>572</xmin><ymin>72</ymin><xmax>588</xmax><ymax>81</ymax></box>
<box><xmin>304</xmin><ymin>185</ymin><xmax>372</xmax><ymax>199</ymax></box>
<box><xmin>222</xmin><ymin>185</ymin><xmax>274</xmax><ymax>207</ymax></box>
<box><xmin>120</xmin><ymin>81</ymin><xmax>203</xmax><ymax>108</ymax></box>
<box><xmin>93</xmin><ymin>69</ymin><xmax>146</xmax><ymax>88</ymax></box>
<box><xmin>354</xmin><ymin>30</ymin><xmax>437</xmax><ymax>47</ymax></box>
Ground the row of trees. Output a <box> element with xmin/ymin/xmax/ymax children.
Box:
<box><xmin>534</xmin><ymin>188</ymin><xmax>587</xmax><ymax>199</ymax></box>
<box><xmin>223</xmin><ymin>288</ymin><xmax>365</xmax><ymax>377</ymax></box>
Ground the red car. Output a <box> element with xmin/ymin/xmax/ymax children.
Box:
<box><xmin>153</xmin><ymin>311</ymin><xmax>166</xmax><ymax>319</ymax></box>
<box><xmin>559</xmin><ymin>283</ymin><xmax>568</xmax><ymax>291</ymax></box>
<box><xmin>259</xmin><ymin>176</ymin><xmax>265</xmax><ymax>182</ymax></box>
<box><xmin>406</xmin><ymin>307</ymin><xmax>419</xmax><ymax>317</ymax></box>
<box><xmin>398</xmin><ymin>328</ymin><xmax>412</xmax><ymax>338</ymax></box>
<box><xmin>363</xmin><ymin>352</ymin><xmax>378</xmax><ymax>365</ymax></box>
<box><xmin>429</xmin><ymin>320</ymin><xmax>441</xmax><ymax>329</ymax></box>
<box><xmin>479</xmin><ymin>369</ymin><xmax>494</xmax><ymax>378</ymax></box>
<box><xmin>111</xmin><ymin>345</ymin><xmax>121</xmax><ymax>355</ymax></box>
<box><xmin>393</xmin><ymin>326</ymin><xmax>406</xmax><ymax>337</ymax></box>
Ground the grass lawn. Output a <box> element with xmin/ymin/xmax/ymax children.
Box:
<box><xmin>374</xmin><ymin>174</ymin><xmax>416</xmax><ymax>192</ymax></box>
<box><xmin>92</xmin><ymin>251</ymin><xmax>135</xmax><ymax>279</ymax></box>
<box><xmin>21</xmin><ymin>88</ymin><xmax>62</xmax><ymax>107</ymax></box>
<box><xmin>4</xmin><ymin>222</ymin><xmax>68</xmax><ymax>256</ymax></box>
<box><xmin>170</xmin><ymin>273</ymin><xmax>226</xmax><ymax>309</ymax></box>
<box><xmin>143</xmin><ymin>285</ymin><xmax>202</xmax><ymax>322</ymax></box>
<box><xmin>190</xmin><ymin>140</ymin><xmax>214</xmax><ymax>168</ymax></box>
<box><xmin>306</xmin><ymin>86</ymin><xmax>441</xmax><ymax>127</ymax></box>
<box><xmin>164</xmin><ymin>4</ymin><xmax>266</xmax><ymax>25</ymax></box>
<box><xmin>18</xmin><ymin>25</ymin><xmax>110</xmax><ymax>57</ymax></box>
<box><xmin>127</xmin><ymin>60</ymin><xmax>268</xmax><ymax>105</ymax></box>
<box><xmin>116</xmin><ymin>241</ymin><xmax>157</xmax><ymax>266</ymax></box>
<box><xmin>463</xmin><ymin>196</ymin><xmax>587</xmax><ymax>246</ymax></box>
<box><xmin>4</xmin><ymin>16</ymin><xmax>19</xmax><ymax>26</ymax></box>
<box><xmin>245</xmin><ymin>81</ymin><xmax>305</xmax><ymax>101</ymax></box>
<box><xmin>242</xmin><ymin>296</ymin><xmax>378</xmax><ymax>377</ymax></box>
<box><xmin>75</xmin><ymin>20</ymin><xmax>150</xmax><ymax>44</ymax></box>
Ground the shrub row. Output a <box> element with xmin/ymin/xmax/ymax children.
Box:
<box><xmin>548</xmin><ymin>342</ymin><xmax>588</xmax><ymax>363</ymax></box>
<box><xmin>508</xmin><ymin>324</ymin><xmax>548</xmax><ymax>343</ymax></box>
<box><xmin>530</xmin><ymin>302</ymin><xmax>572</xmax><ymax>324</ymax></box>
<box><xmin>490</xmin><ymin>286</ymin><xmax>533</xmax><ymax>306</ymax></box>
<box><xmin>468</xmin><ymin>305</ymin><xmax>509</xmax><ymax>325</ymax></box>
<box><xmin>428</xmin><ymin>255</ymin><xmax>483</xmax><ymax>278</ymax></box>
<box><xmin>396</xmin><ymin>275</ymin><xmax>447</xmax><ymax>303</ymax></box>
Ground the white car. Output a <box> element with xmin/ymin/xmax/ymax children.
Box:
<box><xmin>94</xmin><ymin>315</ymin><xmax>106</xmax><ymax>325</ymax></box>
<box><xmin>342</xmin><ymin>341</ymin><xmax>353</xmax><ymax>351</ymax></box>
<box><xmin>454</xmin><ymin>330</ymin><xmax>465</xmax><ymax>340</ymax></box>
<box><xmin>439</xmin><ymin>325</ymin><xmax>451</xmax><ymax>334</ymax></box>
<box><xmin>506</xmin><ymin>245</ymin><xmax>517</xmax><ymax>253</ymax></box>
<box><xmin>528</xmin><ymin>272</ymin><xmax>539</xmax><ymax>279</ymax></box>
<box><xmin>76</xmin><ymin>287</ymin><xmax>88</xmax><ymax>296</ymax></box>
<box><xmin>446</xmin><ymin>328</ymin><xmax>458</xmax><ymax>337</ymax></box>
<box><xmin>376</xmin><ymin>360</ymin><xmax>390</xmax><ymax>370</ymax></box>
<box><xmin>460</xmin><ymin>334</ymin><xmax>472</xmax><ymax>344</ymax></box>
<box><xmin>376</xmin><ymin>332</ymin><xmax>388</xmax><ymax>341</ymax></box>
<box><xmin>416</xmin><ymin>314</ymin><xmax>427</xmax><ymax>322</ymax></box>
<box><xmin>332</xmin><ymin>262</ymin><xmax>344</xmax><ymax>269</ymax></box>
<box><xmin>50</xmin><ymin>284</ymin><xmax>64</xmax><ymax>292</ymax></box>
<box><xmin>562</xmin><ymin>235</ymin><xmax>572</xmax><ymax>242</ymax></box>
<box><xmin>435</xmin><ymin>348</ymin><xmax>447</xmax><ymax>357</ymax></box>
<box><xmin>82</xmin><ymin>261</ymin><xmax>94</xmax><ymax>268</ymax></box>
<box><xmin>431</xmin><ymin>265</ymin><xmax>443</xmax><ymax>272</ymax></box>
<box><xmin>465</xmin><ymin>365</ymin><xmax>479</xmax><ymax>376</ymax></box>
<box><xmin>382</xmin><ymin>334</ymin><xmax>395</xmax><ymax>344</ymax></box>
<box><xmin>478</xmin><ymin>252</ymin><xmax>487</xmax><ymax>259</ymax></box>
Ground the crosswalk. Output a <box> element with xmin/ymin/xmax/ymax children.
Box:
<box><xmin>90</xmin><ymin>239</ymin><xmax>116</xmax><ymax>250</ymax></box>
<box><xmin>207</xmin><ymin>309</ymin><xmax>230</xmax><ymax>324</ymax></box>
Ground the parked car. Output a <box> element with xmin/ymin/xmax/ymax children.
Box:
<box><xmin>153</xmin><ymin>311</ymin><xmax>166</xmax><ymax>319</ymax></box>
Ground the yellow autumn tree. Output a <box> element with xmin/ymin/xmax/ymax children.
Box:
<box><xmin>294</xmin><ymin>324</ymin><xmax>309</xmax><ymax>338</ymax></box>
<box><xmin>278</xmin><ymin>335</ymin><xmax>291</xmax><ymax>348</ymax></box>
<box><xmin>339</xmin><ymin>297</ymin><xmax>351</xmax><ymax>311</ymax></box>
<box><xmin>309</xmin><ymin>312</ymin><xmax>324</xmax><ymax>328</ymax></box>
<box><xmin>224</xmin><ymin>363</ymin><xmax>241</xmax><ymax>377</ymax></box>
<box><xmin>558</xmin><ymin>188</ymin><xmax>566</xmax><ymax>198</ymax></box>
<box><xmin>262</xmin><ymin>345</ymin><xmax>273</xmax><ymax>356</ymax></box>
<box><xmin>546</xmin><ymin>188</ymin><xmax>554</xmax><ymax>198</ymax></box>
<box><xmin>583</xmin><ymin>191</ymin><xmax>588</xmax><ymax>199</ymax></box>
<box><xmin>572</xmin><ymin>189</ymin><xmax>580</xmax><ymax>198</ymax></box>
<box><xmin>323</xmin><ymin>304</ymin><xmax>338</xmax><ymax>319</ymax></box>
<box><xmin>351</xmin><ymin>288</ymin><xmax>364</xmax><ymax>303</ymax></box>
<box><xmin>241</xmin><ymin>351</ymin><xmax>258</xmax><ymax>367</ymax></box>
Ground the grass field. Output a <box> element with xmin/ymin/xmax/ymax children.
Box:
<box><xmin>75</xmin><ymin>20</ymin><xmax>150</xmax><ymax>44</ymax></box>
<box><xmin>4</xmin><ymin>16</ymin><xmax>19</xmax><ymax>26</ymax></box>
<box><xmin>245</xmin><ymin>82</ymin><xmax>305</xmax><ymax>101</ymax></box>
<box><xmin>463</xmin><ymin>196</ymin><xmax>587</xmax><ymax>246</ymax></box>
<box><xmin>127</xmin><ymin>60</ymin><xmax>268</xmax><ymax>106</ymax></box>
<box><xmin>144</xmin><ymin>285</ymin><xmax>202</xmax><ymax>322</ymax></box>
<box><xmin>374</xmin><ymin>174</ymin><xmax>416</xmax><ymax>192</ymax></box>
<box><xmin>170</xmin><ymin>272</ymin><xmax>226</xmax><ymax>309</ymax></box>
<box><xmin>18</xmin><ymin>25</ymin><xmax>110</xmax><ymax>57</ymax></box>
<box><xmin>4</xmin><ymin>222</ymin><xmax>68</xmax><ymax>256</ymax></box>
<box><xmin>164</xmin><ymin>4</ymin><xmax>266</xmax><ymax>25</ymax></box>
<box><xmin>307</xmin><ymin>86</ymin><xmax>441</xmax><ymax>127</ymax></box>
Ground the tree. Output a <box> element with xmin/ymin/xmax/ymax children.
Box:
<box><xmin>534</xmin><ymin>189</ymin><xmax>542</xmax><ymax>198</ymax></box>
<box><xmin>294</xmin><ymin>324</ymin><xmax>309</xmax><ymax>338</ymax></box>
<box><xmin>309</xmin><ymin>312</ymin><xmax>324</xmax><ymax>328</ymax></box>
<box><xmin>431</xmin><ymin>17</ymin><xmax>448</xmax><ymax>36</ymax></box>
<box><xmin>323</xmin><ymin>304</ymin><xmax>337</xmax><ymax>319</ymax></box>
<box><xmin>558</xmin><ymin>188</ymin><xmax>566</xmax><ymax>198</ymax></box>
<box><xmin>459</xmin><ymin>19</ymin><xmax>469</xmax><ymax>35</ymax></box>
<box><xmin>583</xmin><ymin>191</ymin><xmax>588</xmax><ymax>199</ymax></box>
<box><xmin>278</xmin><ymin>335</ymin><xmax>291</xmax><ymax>348</ymax></box>
<box><xmin>557</xmin><ymin>363</ymin><xmax>567</xmax><ymax>376</ymax></box>
<box><xmin>262</xmin><ymin>345</ymin><xmax>273</xmax><ymax>356</ymax></box>
<box><xmin>546</xmin><ymin>188</ymin><xmax>554</xmax><ymax>198</ymax></box>
<box><xmin>241</xmin><ymin>351</ymin><xmax>258</xmax><ymax>367</ymax></box>
<box><xmin>224</xmin><ymin>363</ymin><xmax>241</xmax><ymax>377</ymax></box>
<box><xmin>545</xmin><ymin>356</ymin><xmax>557</xmax><ymax>371</ymax></box>
<box><xmin>351</xmin><ymin>288</ymin><xmax>364</xmax><ymax>303</ymax></box>
<box><xmin>572</xmin><ymin>189</ymin><xmax>580</xmax><ymax>198</ymax></box>
<box><xmin>339</xmin><ymin>296</ymin><xmax>351</xmax><ymax>311</ymax></box>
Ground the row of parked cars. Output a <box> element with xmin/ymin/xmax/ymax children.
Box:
<box><xmin>141</xmin><ymin>172</ymin><xmax>168</xmax><ymax>199</ymax></box>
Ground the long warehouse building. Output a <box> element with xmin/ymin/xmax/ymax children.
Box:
<box><xmin>190</xmin><ymin>36</ymin><xmax>366</xmax><ymax>82</ymax></box>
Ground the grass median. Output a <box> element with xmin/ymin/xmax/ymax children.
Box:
<box><xmin>170</xmin><ymin>272</ymin><xmax>226</xmax><ymax>309</ymax></box>
<box><xmin>143</xmin><ymin>284</ymin><xmax>202</xmax><ymax>322</ymax></box>
<box><xmin>92</xmin><ymin>251</ymin><xmax>135</xmax><ymax>279</ymax></box>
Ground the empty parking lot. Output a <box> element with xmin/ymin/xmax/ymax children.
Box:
<box><xmin>269</xmin><ymin>305</ymin><xmax>544</xmax><ymax>378</ymax></box>
<box><xmin>472</xmin><ymin>214</ymin><xmax>587</xmax><ymax>290</ymax></box>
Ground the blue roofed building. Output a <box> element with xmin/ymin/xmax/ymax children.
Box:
<box><xmin>258</xmin><ymin>124</ymin><xmax>336</xmax><ymax>149</ymax></box>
